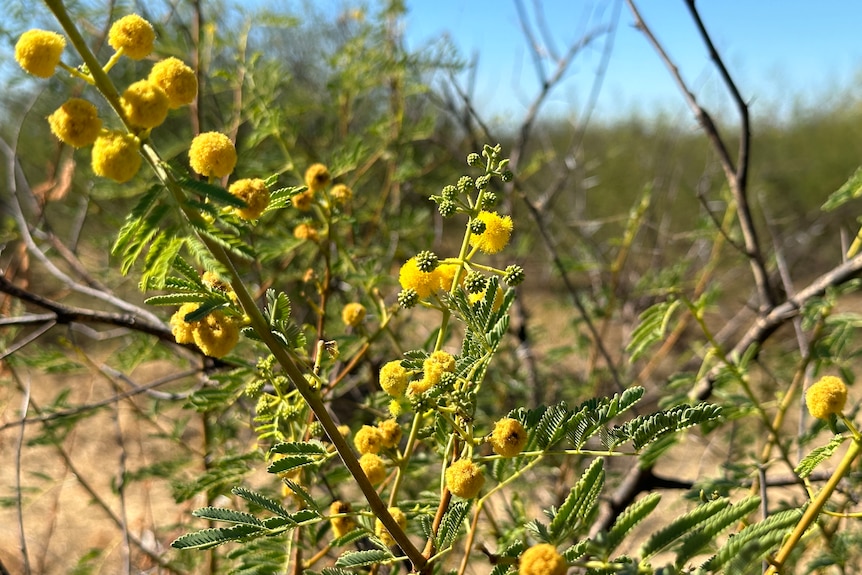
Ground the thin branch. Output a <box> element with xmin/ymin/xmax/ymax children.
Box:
<box><xmin>15</xmin><ymin>375</ymin><xmax>32</xmax><ymax>575</ymax></box>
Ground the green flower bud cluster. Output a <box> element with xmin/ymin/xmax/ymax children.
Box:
<box><xmin>398</xmin><ymin>288</ymin><xmax>419</xmax><ymax>309</ymax></box>
<box><xmin>415</xmin><ymin>250</ymin><xmax>439</xmax><ymax>272</ymax></box>
<box><xmin>464</xmin><ymin>271</ymin><xmax>487</xmax><ymax>294</ymax></box>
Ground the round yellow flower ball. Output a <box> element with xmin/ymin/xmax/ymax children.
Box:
<box><xmin>380</xmin><ymin>360</ymin><xmax>409</xmax><ymax>397</ymax></box>
<box><xmin>354</xmin><ymin>425</ymin><xmax>384</xmax><ymax>455</ymax></box>
<box><xmin>398</xmin><ymin>257</ymin><xmax>440</xmax><ymax>300</ymax></box>
<box><xmin>108</xmin><ymin>14</ymin><xmax>155</xmax><ymax>60</ymax></box>
<box><xmin>92</xmin><ymin>131</ymin><xmax>141</xmax><ymax>183</ymax></box>
<box><xmin>329</xmin><ymin>500</ymin><xmax>355</xmax><ymax>539</ymax></box>
<box><xmin>228</xmin><ymin>178</ymin><xmax>270</xmax><ymax>220</ymax></box>
<box><xmin>291</xmin><ymin>189</ymin><xmax>315</xmax><ymax>211</ymax></box>
<box><xmin>806</xmin><ymin>376</ymin><xmax>848</xmax><ymax>420</ymax></box>
<box><xmin>192</xmin><ymin>310</ymin><xmax>240</xmax><ymax>358</ymax></box>
<box><xmin>15</xmin><ymin>29</ymin><xmax>65</xmax><ymax>78</ymax></box>
<box><xmin>377</xmin><ymin>419</ymin><xmax>402</xmax><ymax>449</ymax></box>
<box><xmin>490</xmin><ymin>417</ymin><xmax>528</xmax><ymax>457</ymax></box>
<box><xmin>469</xmin><ymin>210</ymin><xmax>514</xmax><ymax>254</ymax></box>
<box><xmin>293</xmin><ymin>223</ymin><xmax>319</xmax><ymax>242</ymax></box>
<box><xmin>170</xmin><ymin>302</ymin><xmax>200</xmax><ymax>345</ymax></box>
<box><xmin>121</xmin><ymin>80</ymin><xmax>169</xmax><ymax>129</ymax></box>
<box><xmin>445</xmin><ymin>459</ymin><xmax>485</xmax><ymax>499</ymax></box>
<box><xmin>341</xmin><ymin>302</ymin><xmax>367</xmax><ymax>327</ymax></box>
<box><xmin>305</xmin><ymin>163</ymin><xmax>331</xmax><ymax>193</ymax></box>
<box><xmin>330</xmin><ymin>183</ymin><xmax>353</xmax><ymax>205</ymax></box>
<box><xmin>148</xmin><ymin>57</ymin><xmax>197</xmax><ymax>108</ymax></box>
<box><xmin>189</xmin><ymin>132</ymin><xmax>237</xmax><ymax>178</ymax></box>
<box><xmin>519</xmin><ymin>543</ymin><xmax>567</xmax><ymax>575</ymax></box>
<box><xmin>374</xmin><ymin>507</ymin><xmax>406</xmax><ymax>547</ymax></box>
<box><xmin>47</xmin><ymin>98</ymin><xmax>102</xmax><ymax>148</ymax></box>
<box><xmin>359</xmin><ymin>453</ymin><xmax>387</xmax><ymax>485</ymax></box>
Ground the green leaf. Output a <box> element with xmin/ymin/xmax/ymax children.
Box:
<box><xmin>704</xmin><ymin>508</ymin><xmax>803</xmax><ymax>572</ymax></box>
<box><xmin>281</xmin><ymin>479</ymin><xmax>318</xmax><ymax>511</ymax></box>
<box><xmin>144</xmin><ymin>293</ymin><xmax>209</xmax><ymax>306</ymax></box>
<box><xmin>640</xmin><ymin>497</ymin><xmax>730</xmax><ymax>559</ymax></box>
<box><xmin>192</xmin><ymin>506</ymin><xmax>264</xmax><ymax>526</ymax></box>
<box><xmin>267</xmin><ymin>455</ymin><xmax>320</xmax><ymax>475</ymax></box>
<box><xmin>334</xmin><ymin>549</ymin><xmax>394</xmax><ymax>568</ymax></box>
<box><xmin>795</xmin><ymin>435</ymin><xmax>848</xmax><ymax>478</ymax></box>
<box><xmin>170</xmin><ymin>524</ymin><xmax>265</xmax><ymax>550</ymax></box>
<box><xmin>823</xmin><ymin>166</ymin><xmax>862</xmax><ymax>211</ymax></box>
<box><xmin>549</xmin><ymin>458</ymin><xmax>604</xmax><ymax>541</ymax></box>
<box><xmin>140</xmin><ymin>232</ymin><xmax>186</xmax><ymax>290</ymax></box>
<box><xmin>265</xmin><ymin>185</ymin><xmax>306</xmax><ymax>212</ymax></box>
<box><xmin>172</xmin><ymin>255</ymin><xmax>205</xmax><ymax>284</ymax></box>
<box><xmin>231</xmin><ymin>486</ymin><xmax>293</xmax><ymax>519</ymax></box>
<box><xmin>112</xmin><ymin>184</ymin><xmax>163</xmax><ymax>260</ymax></box>
<box><xmin>179</xmin><ymin>177</ymin><xmax>247</xmax><ymax>208</ymax></box>
<box><xmin>604</xmin><ymin>491</ymin><xmax>661</xmax><ymax>554</ymax></box>
<box><xmin>627</xmin><ymin>298</ymin><xmax>682</xmax><ymax>361</ymax></box>
<box><xmin>436</xmin><ymin>500</ymin><xmax>471</xmax><ymax>550</ymax></box>
<box><xmin>675</xmin><ymin>495</ymin><xmax>761</xmax><ymax>568</ymax></box>
<box><xmin>270</xmin><ymin>441</ymin><xmax>328</xmax><ymax>455</ymax></box>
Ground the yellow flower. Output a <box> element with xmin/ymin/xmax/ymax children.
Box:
<box><xmin>409</xmin><ymin>351</ymin><xmax>455</xmax><ymax>395</ymax></box>
<box><xmin>305</xmin><ymin>163</ymin><xmax>331</xmax><ymax>193</ymax></box>
<box><xmin>170</xmin><ymin>302</ymin><xmax>200</xmax><ymax>344</ymax></box>
<box><xmin>380</xmin><ymin>360</ymin><xmax>409</xmax><ymax>397</ymax></box>
<box><xmin>426</xmin><ymin>350</ymin><xmax>456</xmax><ymax>373</ymax></box>
<box><xmin>148</xmin><ymin>57</ymin><xmax>197</xmax><ymax>108</ymax></box>
<box><xmin>341</xmin><ymin>302</ymin><xmax>367</xmax><ymax>327</ymax></box>
<box><xmin>293</xmin><ymin>223</ymin><xmax>319</xmax><ymax>242</ymax></box>
<box><xmin>375</xmin><ymin>507</ymin><xmax>406</xmax><ymax>547</ymax></box>
<box><xmin>436</xmin><ymin>263</ymin><xmax>460</xmax><ymax>292</ymax></box>
<box><xmin>377</xmin><ymin>419</ymin><xmax>402</xmax><ymax>449</ymax></box>
<box><xmin>354</xmin><ymin>425</ymin><xmax>384</xmax><ymax>455</ymax></box>
<box><xmin>806</xmin><ymin>376</ymin><xmax>848</xmax><ymax>420</ymax></box>
<box><xmin>15</xmin><ymin>29</ymin><xmax>65</xmax><ymax>78</ymax></box>
<box><xmin>329</xmin><ymin>501</ymin><xmax>355</xmax><ymax>539</ymax></box>
<box><xmin>192</xmin><ymin>310</ymin><xmax>240</xmax><ymax>358</ymax></box>
<box><xmin>330</xmin><ymin>183</ymin><xmax>353</xmax><ymax>205</ymax></box>
<box><xmin>445</xmin><ymin>459</ymin><xmax>485</xmax><ymax>499</ymax></box>
<box><xmin>47</xmin><ymin>98</ymin><xmax>102</xmax><ymax>148</ymax></box>
<box><xmin>399</xmin><ymin>257</ymin><xmax>440</xmax><ymax>300</ymax></box>
<box><xmin>519</xmin><ymin>544</ymin><xmax>567</xmax><ymax>575</ymax></box>
<box><xmin>359</xmin><ymin>453</ymin><xmax>387</xmax><ymax>485</ymax></box>
<box><xmin>469</xmin><ymin>211</ymin><xmax>513</xmax><ymax>254</ymax></box>
<box><xmin>490</xmin><ymin>418</ymin><xmax>528</xmax><ymax>457</ymax></box>
<box><xmin>92</xmin><ymin>131</ymin><xmax>141</xmax><ymax>183</ymax></box>
<box><xmin>121</xmin><ymin>80</ymin><xmax>169</xmax><ymax>129</ymax></box>
<box><xmin>469</xmin><ymin>284</ymin><xmax>505</xmax><ymax>311</ymax></box>
<box><xmin>292</xmin><ymin>190</ymin><xmax>315</xmax><ymax>211</ymax></box>
<box><xmin>108</xmin><ymin>14</ymin><xmax>155</xmax><ymax>60</ymax></box>
<box><xmin>189</xmin><ymin>132</ymin><xmax>236</xmax><ymax>178</ymax></box>
<box><xmin>229</xmin><ymin>178</ymin><xmax>270</xmax><ymax>220</ymax></box>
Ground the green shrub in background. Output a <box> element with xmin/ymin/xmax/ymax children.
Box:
<box><xmin>4</xmin><ymin>2</ymin><xmax>862</xmax><ymax>574</ymax></box>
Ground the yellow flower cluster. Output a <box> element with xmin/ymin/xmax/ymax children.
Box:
<box><xmin>47</xmin><ymin>98</ymin><xmax>102</xmax><ymax>148</ymax></box>
<box><xmin>305</xmin><ymin>163</ymin><xmax>331</xmax><ymax>192</ymax></box>
<box><xmin>229</xmin><ymin>178</ymin><xmax>270</xmax><ymax>220</ymax></box>
<box><xmin>806</xmin><ymin>375</ymin><xmax>848</xmax><ymax>420</ymax></box>
<box><xmin>377</xmin><ymin>419</ymin><xmax>402</xmax><ymax>449</ymax></box>
<box><xmin>445</xmin><ymin>459</ymin><xmax>485</xmax><ymax>499</ymax></box>
<box><xmin>519</xmin><ymin>544</ymin><xmax>567</xmax><ymax>575</ymax></box>
<box><xmin>293</xmin><ymin>223</ymin><xmax>319</xmax><ymax>242</ymax></box>
<box><xmin>108</xmin><ymin>14</ymin><xmax>155</xmax><ymax>60</ymax></box>
<box><xmin>374</xmin><ymin>507</ymin><xmax>406</xmax><ymax>547</ymax></box>
<box><xmin>15</xmin><ymin>29</ymin><xmax>65</xmax><ymax>78</ymax></box>
<box><xmin>341</xmin><ymin>302</ymin><xmax>367</xmax><ymax>327</ymax></box>
<box><xmin>359</xmin><ymin>453</ymin><xmax>387</xmax><ymax>485</ymax></box>
<box><xmin>121</xmin><ymin>79</ymin><xmax>169</xmax><ymax>129</ymax></box>
<box><xmin>469</xmin><ymin>210</ymin><xmax>514</xmax><ymax>254</ymax></box>
<box><xmin>398</xmin><ymin>258</ymin><xmax>459</xmax><ymax>300</ymax></box>
<box><xmin>92</xmin><ymin>132</ymin><xmax>142</xmax><ymax>183</ymax></box>
<box><xmin>170</xmin><ymin>303</ymin><xmax>240</xmax><ymax>358</ymax></box>
<box><xmin>354</xmin><ymin>425</ymin><xmax>384</xmax><ymax>455</ymax></box>
<box><xmin>380</xmin><ymin>360</ymin><xmax>410</xmax><ymax>397</ymax></box>
<box><xmin>189</xmin><ymin>132</ymin><xmax>237</xmax><ymax>179</ymax></box>
<box><xmin>408</xmin><ymin>350</ymin><xmax>455</xmax><ymax>395</ymax></box>
<box><xmin>330</xmin><ymin>183</ymin><xmax>353</xmax><ymax>205</ymax></box>
<box><xmin>489</xmin><ymin>417</ymin><xmax>528</xmax><ymax>457</ymax></box>
<box><xmin>329</xmin><ymin>501</ymin><xmax>355</xmax><ymax>539</ymax></box>
<box><xmin>148</xmin><ymin>57</ymin><xmax>198</xmax><ymax>108</ymax></box>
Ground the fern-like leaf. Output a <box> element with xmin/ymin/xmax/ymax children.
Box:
<box><xmin>144</xmin><ymin>293</ymin><xmax>209</xmax><ymax>306</ymax></box>
<box><xmin>603</xmin><ymin>491</ymin><xmax>661</xmax><ymax>554</ymax></box>
<box><xmin>179</xmin><ymin>176</ymin><xmax>247</xmax><ymax>208</ymax></box>
<box><xmin>675</xmin><ymin>495</ymin><xmax>761</xmax><ymax>568</ymax></box>
<box><xmin>232</xmin><ymin>486</ymin><xmax>293</xmax><ymax>519</ymax></box>
<box><xmin>192</xmin><ymin>506</ymin><xmax>264</xmax><ymax>526</ymax></box>
<box><xmin>796</xmin><ymin>435</ymin><xmax>848</xmax><ymax>478</ymax></box>
<box><xmin>549</xmin><ymin>458</ymin><xmax>604</xmax><ymax>541</ymax></box>
<box><xmin>823</xmin><ymin>166</ymin><xmax>862</xmax><ymax>211</ymax></box>
<box><xmin>703</xmin><ymin>508</ymin><xmax>803</xmax><ymax>572</ymax></box>
<box><xmin>627</xmin><ymin>298</ymin><xmax>682</xmax><ymax>361</ymax></box>
<box><xmin>140</xmin><ymin>232</ymin><xmax>185</xmax><ymax>290</ymax></box>
<box><xmin>639</xmin><ymin>497</ymin><xmax>730</xmax><ymax>559</ymax></box>
<box><xmin>170</xmin><ymin>524</ymin><xmax>266</xmax><ymax>550</ymax></box>
<box><xmin>334</xmin><ymin>549</ymin><xmax>394</xmax><ymax>568</ymax></box>
<box><xmin>436</xmin><ymin>500</ymin><xmax>471</xmax><ymax>550</ymax></box>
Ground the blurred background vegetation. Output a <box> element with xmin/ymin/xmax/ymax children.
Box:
<box><xmin>3</xmin><ymin>0</ymin><xmax>862</xmax><ymax>573</ymax></box>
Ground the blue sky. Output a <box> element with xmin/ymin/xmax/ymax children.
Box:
<box><xmin>402</xmin><ymin>1</ymin><xmax>862</xmax><ymax>123</ymax></box>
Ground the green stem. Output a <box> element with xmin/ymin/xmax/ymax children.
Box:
<box><xmin>767</xmin><ymin>436</ymin><xmax>862</xmax><ymax>574</ymax></box>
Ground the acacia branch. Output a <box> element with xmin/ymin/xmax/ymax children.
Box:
<box><xmin>625</xmin><ymin>0</ymin><xmax>775</xmax><ymax>311</ymax></box>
